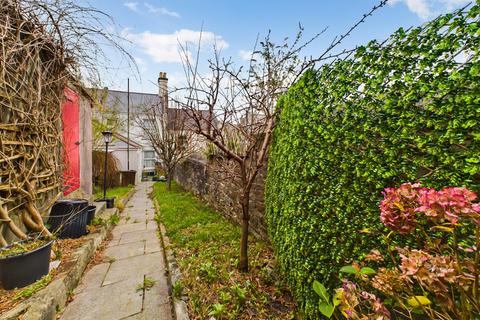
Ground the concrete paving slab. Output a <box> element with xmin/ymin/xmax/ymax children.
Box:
<box><xmin>144</xmin><ymin>271</ymin><xmax>170</xmax><ymax>300</ymax></box>
<box><xmin>125</xmin><ymin>303</ymin><xmax>172</xmax><ymax>320</ymax></box>
<box><xmin>111</xmin><ymin>223</ymin><xmax>146</xmax><ymax>237</ymax></box>
<box><xmin>105</xmin><ymin>241</ymin><xmax>146</xmax><ymax>260</ymax></box>
<box><xmin>146</xmin><ymin>221</ymin><xmax>157</xmax><ymax>230</ymax></box>
<box><xmin>107</xmin><ymin>236</ymin><xmax>121</xmax><ymax>247</ymax></box>
<box><xmin>102</xmin><ymin>252</ymin><xmax>165</xmax><ymax>286</ymax></box>
<box><xmin>119</xmin><ymin>229</ymin><xmax>158</xmax><ymax>245</ymax></box>
<box><xmin>74</xmin><ymin>263</ymin><xmax>110</xmax><ymax>294</ymax></box>
<box><xmin>61</xmin><ymin>279</ymin><xmax>143</xmax><ymax>320</ymax></box>
<box><xmin>145</xmin><ymin>239</ymin><xmax>161</xmax><ymax>254</ymax></box>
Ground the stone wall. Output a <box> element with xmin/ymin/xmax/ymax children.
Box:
<box><xmin>174</xmin><ymin>157</ymin><xmax>268</xmax><ymax>241</ymax></box>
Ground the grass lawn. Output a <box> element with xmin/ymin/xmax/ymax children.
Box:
<box><xmin>94</xmin><ymin>185</ymin><xmax>134</xmax><ymax>201</ymax></box>
<box><xmin>152</xmin><ymin>181</ymin><xmax>296</xmax><ymax>320</ymax></box>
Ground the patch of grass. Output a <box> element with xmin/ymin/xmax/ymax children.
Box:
<box><xmin>152</xmin><ymin>181</ymin><xmax>296</xmax><ymax>320</ymax></box>
<box><xmin>115</xmin><ymin>201</ymin><xmax>125</xmax><ymax>212</ymax></box>
<box><xmin>109</xmin><ymin>212</ymin><xmax>120</xmax><ymax>225</ymax></box>
<box><xmin>14</xmin><ymin>274</ymin><xmax>52</xmax><ymax>300</ymax></box>
<box><xmin>172</xmin><ymin>281</ymin><xmax>184</xmax><ymax>299</ymax></box>
<box><xmin>94</xmin><ymin>185</ymin><xmax>133</xmax><ymax>201</ymax></box>
<box><xmin>198</xmin><ymin>261</ymin><xmax>217</xmax><ymax>283</ymax></box>
<box><xmin>208</xmin><ymin>303</ymin><xmax>226</xmax><ymax>317</ymax></box>
<box><xmin>136</xmin><ymin>276</ymin><xmax>156</xmax><ymax>292</ymax></box>
<box><xmin>91</xmin><ymin>216</ymin><xmax>105</xmax><ymax>226</ymax></box>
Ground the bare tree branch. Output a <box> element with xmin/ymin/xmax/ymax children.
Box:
<box><xmin>134</xmin><ymin>101</ymin><xmax>197</xmax><ymax>190</ymax></box>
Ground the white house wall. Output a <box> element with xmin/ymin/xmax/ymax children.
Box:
<box><xmin>109</xmin><ymin>139</ymin><xmax>144</xmax><ymax>183</ymax></box>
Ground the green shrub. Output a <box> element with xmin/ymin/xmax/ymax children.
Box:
<box><xmin>265</xmin><ymin>5</ymin><xmax>480</xmax><ymax>319</ymax></box>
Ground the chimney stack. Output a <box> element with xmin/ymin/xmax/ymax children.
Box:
<box><xmin>158</xmin><ymin>72</ymin><xmax>168</xmax><ymax>113</ymax></box>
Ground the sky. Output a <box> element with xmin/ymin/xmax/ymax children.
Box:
<box><xmin>92</xmin><ymin>0</ymin><xmax>472</xmax><ymax>94</ymax></box>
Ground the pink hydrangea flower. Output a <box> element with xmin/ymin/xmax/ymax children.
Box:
<box><xmin>416</xmin><ymin>187</ymin><xmax>480</xmax><ymax>225</ymax></box>
<box><xmin>380</xmin><ymin>183</ymin><xmax>480</xmax><ymax>231</ymax></box>
<box><xmin>380</xmin><ymin>183</ymin><xmax>425</xmax><ymax>233</ymax></box>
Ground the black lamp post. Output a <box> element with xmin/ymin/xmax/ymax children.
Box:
<box><xmin>101</xmin><ymin>131</ymin><xmax>113</xmax><ymax>200</ymax></box>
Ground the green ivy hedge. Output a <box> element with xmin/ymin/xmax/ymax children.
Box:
<box><xmin>265</xmin><ymin>4</ymin><xmax>480</xmax><ymax>319</ymax></box>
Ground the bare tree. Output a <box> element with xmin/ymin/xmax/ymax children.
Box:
<box><xmin>175</xmin><ymin>0</ymin><xmax>389</xmax><ymax>272</ymax></box>
<box><xmin>176</xmin><ymin>28</ymin><xmax>321</xmax><ymax>272</ymax></box>
<box><xmin>135</xmin><ymin>102</ymin><xmax>196</xmax><ymax>190</ymax></box>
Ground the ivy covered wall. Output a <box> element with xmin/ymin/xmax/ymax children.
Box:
<box><xmin>265</xmin><ymin>4</ymin><xmax>480</xmax><ymax>319</ymax></box>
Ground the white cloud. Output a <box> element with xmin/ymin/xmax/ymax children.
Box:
<box><xmin>144</xmin><ymin>3</ymin><xmax>180</xmax><ymax>17</ymax></box>
<box><xmin>389</xmin><ymin>0</ymin><xmax>470</xmax><ymax>19</ymax></box>
<box><xmin>166</xmin><ymin>71</ymin><xmax>187</xmax><ymax>89</ymax></box>
<box><xmin>238</xmin><ymin>50</ymin><xmax>253</xmax><ymax>61</ymax></box>
<box><xmin>124</xmin><ymin>2</ymin><xmax>139</xmax><ymax>12</ymax></box>
<box><xmin>122</xmin><ymin>28</ymin><xmax>229</xmax><ymax>64</ymax></box>
<box><xmin>134</xmin><ymin>56</ymin><xmax>148</xmax><ymax>72</ymax></box>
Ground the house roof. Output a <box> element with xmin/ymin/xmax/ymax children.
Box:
<box><xmin>93</xmin><ymin>88</ymin><xmax>216</xmax><ymax>132</ymax></box>
<box><xmin>97</xmin><ymin>89</ymin><xmax>161</xmax><ymax>114</ymax></box>
<box><xmin>166</xmin><ymin>107</ymin><xmax>214</xmax><ymax>131</ymax></box>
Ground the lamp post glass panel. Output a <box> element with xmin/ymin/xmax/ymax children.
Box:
<box><xmin>101</xmin><ymin>131</ymin><xmax>112</xmax><ymax>200</ymax></box>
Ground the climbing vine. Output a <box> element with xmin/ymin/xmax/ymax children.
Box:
<box><xmin>265</xmin><ymin>3</ymin><xmax>480</xmax><ymax>319</ymax></box>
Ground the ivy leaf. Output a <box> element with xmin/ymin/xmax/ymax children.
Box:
<box><xmin>407</xmin><ymin>296</ymin><xmax>431</xmax><ymax>307</ymax></box>
<box><xmin>319</xmin><ymin>302</ymin><xmax>335</xmax><ymax>318</ymax></box>
<box><xmin>339</xmin><ymin>265</ymin><xmax>358</xmax><ymax>275</ymax></box>
<box><xmin>360</xmin><ymin>267</ymin><xmax>376</xmax><ymax>275</ymax></box>
<box><xmin>313</xmin><ymin>280</ymin><xmax>329</xmax><ymax>302</ymax></box>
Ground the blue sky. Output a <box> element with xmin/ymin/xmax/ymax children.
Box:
<box><xmin>93</xmin><ymin>0</ymin><xmax>471</xmax><ymax>93</ymax></box>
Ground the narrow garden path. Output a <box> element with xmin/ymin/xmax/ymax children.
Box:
<box><xmin>61</xmin><ymin>182</ymin><xmax>172</xmax><ymax>320</ymax></box>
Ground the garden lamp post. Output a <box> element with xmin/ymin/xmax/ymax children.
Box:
<box><xmin>101</xmin><ymin>131</ymin><xmax>113</xmax><ymax>200</ymax></box>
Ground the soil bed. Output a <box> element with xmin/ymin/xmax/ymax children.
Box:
<box><xmin>0</xmin><ymin>239</ymin><xmax>48</xmax><ymax>258</ymax></box>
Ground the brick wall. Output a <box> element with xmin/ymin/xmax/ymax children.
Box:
<box><xmin>173</xmin><ymin>157</ymin><xmax>268</xmax><ymax>241</ymax></box>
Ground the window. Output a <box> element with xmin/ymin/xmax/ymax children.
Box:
<box><xmin>144</xmin><ymin>159</ymin><xmax>156</xmax><ymax>168</ymax></box>
<box><xmin>144</xmin><ymin>150</ymin><xmax>155</xmax><ymax>159</ymax></box>
<box><xmin>143</xmin><ymin>150</ymin><xmax>156</xmax><ymax>168</ymax></box>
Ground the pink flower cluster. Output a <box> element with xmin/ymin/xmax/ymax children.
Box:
<box><xmin>380</xmin><ymin>183</ymin><xmax>480</xmax><ymax>233</ymax></box>
<box><xmin>397</xmin><ymin>248</ymin><xmax>457</xmax><ymax>294</ymax></box>
<box><xmin>380</xmin><ymin>183</ymin><xmax>426</xmax><ymax>234</ymax></box>
<box><xmin>416</xmin><ymin>187</ymin><xmax>480</xmax><ymax>225</ymax></box>
<box><xmin>337</xmin><ymin>280</ymin><xmax>390</xmax><ymax>319</ymax></box>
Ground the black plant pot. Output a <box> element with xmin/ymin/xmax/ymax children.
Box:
<box><xmin>105</xmin><ymin>197</ymin><xmax>115</xmax><ymax>209</ymax></box>
<box><xmin>47</xmin><ymin>199</ymin><xmax>89</xmax><ymax>239</ymax></box>
<box><xmin>86</xmin><ymin>205</ymin><xmax>96</xmax><ymax>225</ymax></box>
<box><xmin>0</xmin><ymin>240</ymin><xmax>52</xmax><ymax>289</ymax></box>
<box><xmin>94</xmin><ymin>197</ymin><xmax>115</xmax><ymax>209</ymax></box>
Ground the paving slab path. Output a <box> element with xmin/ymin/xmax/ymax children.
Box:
<box><xmin>61</xmin><ymin>182</ymin><xmax>172</xmax><ymax>320</ymax></box>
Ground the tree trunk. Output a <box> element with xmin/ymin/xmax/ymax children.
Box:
<box><xmin>238</xmin><ymin>192</ymin><xmax>250</xmax><ymax>272</ymax></box>
<box><xmin>166</xmin><ymin>174</ymin><xmax>172</xmax><ymax>191</ymax></box>
<box><xmin>166</xmin><ymin>167</ymin><xmax>173</xmax><ymax>191</ymax></box>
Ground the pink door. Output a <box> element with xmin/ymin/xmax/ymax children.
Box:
<box><xmin>62</xmin><ymin>87</ymin><xmax>80</xmax><ymax>196</ymax></box>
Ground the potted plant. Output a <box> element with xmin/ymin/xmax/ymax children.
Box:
<box><xmin>47</xmin><ymin>199</ymin><xmax>89</xmax><ymax>238</ymax></box>
<box><xmin>0</xmin><ymin>236</ymin><xmax>53</xmax><ymax>289</ymax></box>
